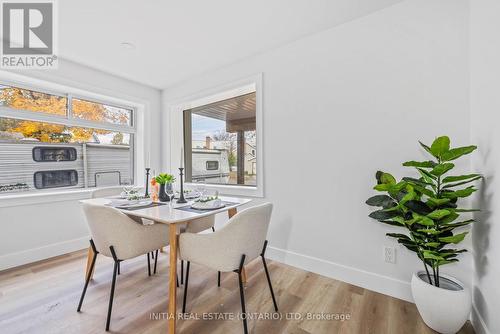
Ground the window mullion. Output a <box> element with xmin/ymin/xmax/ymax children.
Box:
<box><xmin>67</xmin><ymin>94</ymin><xmax>73</xmax><ymax>119</ymax></box>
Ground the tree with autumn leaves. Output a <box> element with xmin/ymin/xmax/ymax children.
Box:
<box><xmin>0</xmin><ymin>87</ymin><xmax>128</xmax><ymax>143</ymax></box>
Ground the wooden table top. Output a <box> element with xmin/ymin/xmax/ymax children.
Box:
<box><xmin>80</xmin><ymin>196</ymin><xmax>251</xmax><ymax>224</ymax></box>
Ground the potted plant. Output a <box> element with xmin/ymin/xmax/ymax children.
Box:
<box><xmin>366</xmin><ymin>136</ymin><xmax>480</xmax><ymax>334</ymax></box>
<box><xmin>154</xmin><ymin>173</ymin><xmax>176</xmax><ymax>202</ymax></box>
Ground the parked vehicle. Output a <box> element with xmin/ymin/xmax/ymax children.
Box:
<box><xmin>190</xmin><ymin>148</ymin><xmax>230</xmax><ymax>184</ymax></box>
<box><xmin>0</xmin><ymin>140</ymin><xmax>132</xmax><ymax>193</ymax></box>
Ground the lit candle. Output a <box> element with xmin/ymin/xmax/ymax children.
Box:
<box><xmin>180</xmin><ymin>147</ymin><xmax>184</xmax><ymax>168</ymax></box>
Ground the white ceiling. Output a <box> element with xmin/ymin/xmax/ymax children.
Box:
<box><xmin>59</xmin><ymin>0</ymin><xmax>402</xmax><ymax>89</ymax></box>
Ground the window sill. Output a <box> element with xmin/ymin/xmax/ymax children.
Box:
<box><xmin>0</xmin><ymin>188</ymin><xmax>95</xmax><ymax>208</ymax></box>
<box><xmin>185</xmin><ymin>183</ymin><xmax>263</xmax><ymax>198</ymax></box>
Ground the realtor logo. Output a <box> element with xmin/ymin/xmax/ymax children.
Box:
<box><xmin>1</xmin><ymin>0</ymin><xmax>57</xmax><ymax>68</ymax></box>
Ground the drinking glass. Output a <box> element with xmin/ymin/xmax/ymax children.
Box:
<box><xmin>166</xmin><ymin>188</ymin><xmax>175</xmax><ymax>209</ymax></box>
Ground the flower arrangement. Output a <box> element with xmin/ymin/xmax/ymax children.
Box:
<box><xmin>154</xmin><ymin>173</ymin><xmax>176</xmax><ymax>185</ymax></box>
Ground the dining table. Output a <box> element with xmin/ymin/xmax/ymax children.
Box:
<box><xmin>79</xmin><ymin>195</ymin><xmax>252</xmax><ymax>333</ymax></box>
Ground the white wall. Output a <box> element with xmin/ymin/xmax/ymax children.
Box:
<box><xmin>162</xmin><ymin>0</ymin><xmax>471</xmax><ymax>302</ymax></box>
<box><xmin>470</xmin><ymin>1</ymin><xmax>500</xmax><ymax>333</ymax></box>
<box><xmin>0</xmin><ymin>59</ymin><xmax>161</xmax><ymax>270</ymax></box>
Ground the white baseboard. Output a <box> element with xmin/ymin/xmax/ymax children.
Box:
<box><xmin>266</xmin><ymin>245</ymin><xmax>413</xmax><ymax>302</ymax></box>
<box><xmin>471</xmin><ymin>304</ymin><xmax>491</xmax><ymax>334</ymax></box>
<box><xmin>0</xmin><ymin>236</ymin><xmax>89</xmax><ymax>271</ymax></box>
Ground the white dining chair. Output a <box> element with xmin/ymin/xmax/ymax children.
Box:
<box><xmin>77</xmin><ymin>203</ymin><xmax>172</xmax><ymax>331</ymax></box>
<box><xmin>179</xmin><ymin>215</ymin><xmax>216</xmax><ymax>284</ymax></box>
<box><xmin>91</xmin><ymin>186</ymin><xmax>124</xmax><ymax>199</ymax></box>
<box><xmin>179</xmin><ymin>203</ymin><xmax>278</xmax><ymax>334</ymax></box>
<box><xmin>90</xmin><ymin>186</ymin><xmax>160</xmax><ymax>274</ymax></box>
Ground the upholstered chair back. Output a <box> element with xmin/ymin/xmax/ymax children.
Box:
<box><xmin>81</xmin><ymin>203</ymin><xmax>169</xmax><ymax>260</ymax></box>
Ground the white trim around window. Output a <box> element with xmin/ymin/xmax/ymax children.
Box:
<box><xmin>0</xmin><ymin>70</ymin><xmax>149</xmax><ymax>206</ymax></box>
<box><xmin>164</xmin><ymin>73</ymin><xmax>264</xmax><ymax>198</ymax></box>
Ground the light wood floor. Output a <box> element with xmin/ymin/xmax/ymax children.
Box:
<box><xmin>0</xmin><ymin>249</ymin><xmax>474</xmax><ymax>334</ymax></box>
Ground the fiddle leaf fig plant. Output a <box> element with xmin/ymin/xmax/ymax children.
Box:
<box><xmin>366</xmin><ymin>136</ymin><xmax>481</xmax><ymax>287</ymax></box>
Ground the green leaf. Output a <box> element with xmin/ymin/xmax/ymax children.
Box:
<box><xmin>389</xmin><ymin>216</ymin><xmax>406</xmax><ymax>225</ymax></box>
<box><xmin>441</xmin><ymin>146</ymin><xmax>477</xmax><ymax>161</ymax></box>
<box><xmin>430</xmin><ymin>136</ymin><xmax>451</xmax><ymax>157</ymax></box>
<box><xmin>442</xmin><ymin>219</ymin><xmax>475</xmax><ymax>229</ymax></box>
<box><xmin>423</xmin><ymin>250</ymin><xmax>445</xmax><ymax>261</ymax></box>
<box><xmin>376</xmin><ymin>171</ymin><xmax>396</xmax><ymax>185</ymax></box>
<box><xmin>418</xmin><ymin>229</ymin><xmax>443</xmax><ymax>235</ymax></box>
<box><xmin>436</xmin><ymin>259</ymin><xmax>459</xmax><ymax>266</ymax></box>
<box><xmin>430</xmin><ymin>163</ymin><xmax>455</xmax><ymax>177</ymax></box>
<box><xmin>439</xmin><ymin>211</ymin><xmax>459</xmax><ymax>224</ymax></box>
<box><xmin>424</xmin><ymin>242</ymin><xmax>441</xmax><ymax>248</ymax></box>
<box><xmin>404</xmin><ymin>200</ymin><xmax>432</xmax><ymax>215</ymax></box>
<box><xmin>411</xmin><ymin>184</ymin><xmax>436</xmax><ymax>198</ymax></box>
<box><xmin>441</xmin><ymin>187</ymin><xmax>477</xmax><ymax>199</ymax></box>
<box><xmin>418</xmin><ymin>168</ymin><xmax>437</xmax><ymax>181</ymax></box>
<box><xmin>366</xmin><ymin>195</ymin><xmax>396</xmax><ymax>208</ymax></box>
<box><xmin>442</xmin><ymin>176</ymin><xmax>482</xmax><ymax>189</ymax></box>
<box><xmin>386</xmin><ymin>233</ymin><xmax>410</xmax><ymax>240</ymax></box>
<box><xmin>443</xmin><ymin>174</ymin><xmax>481</xmax><ymax>183</ymax></box>
<box><xmin>455</xmin><ymin>208</ymin><xmax>480</xmax><ymax>212</ymax></box>
<box><xmin>374</xmin><ymin>184</ymin><xmax>391</xmax><ymax>191</ymax></box>
<box><xmin>439</xmin><ymin>232</ymin><xmax>468</xmax><ymax>244</ymax></box>
<box><xmin>388</xmin><ymin>181</ymin><xmax>408</xmax><ymax>199</ymax></box>
<box><xmin>402</xmin><ymin>177</ymin><xmax>433</xmax><ymax>187</ymax></box>
<box><xmin>379</xmin><ymin>220</ymin><xmax>405</xmax><ymax>227</ymax></box>
<box><xmin>427</xmin><ymin>209</ymin><xmax>451</xmax><ymax>220</ymax></box>
<box><xmin>369</xmin><ymin>210</ymin><xmax>399</xmax><ymax>221</ymax></box>
<box><xmin>418</xmin><ymin>216</ymin><xmax>435</xmax><ymax>226</ymax></box>
<box><xmin>426</xmin><ymin>197</ymin><xmax>451</xmax><ymax>207</ymax></box>
<box><xmin>419</xmin><ymin>141</ymin><xmax>434</xmax><ymax>156</ymax></box>
<box><xmin>402</xmin><ymin>160</ymin><xmax>437</xmax><ymax>168</ymax></box>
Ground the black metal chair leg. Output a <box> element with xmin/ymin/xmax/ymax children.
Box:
<box><xmin>147</xmin><ymin>253</ymin><xmax>151</xmax><ymax>276</ymax></box>
<box><xmin>211</xmin><ymin>226</ymin><xmax>215</xmax><ymax>232</ymax></box>
<box><xmin>181</xmin><ymin>260</ymin><xmax>184</xmax><ymax>284</ymax></box>
<box><xmin>182</xmin><ymin>261</ymin><xmax>191</xmax><ymax>313</ymax></box>
<box><xmin>106</xmin><ymin>246</ymin><xmax>120</xmax><ymax>332</ymax></box>
<box><xmin>238</xmin><ymin>255</ymin><xmax>248</xmax><ymax>334</ymax></box>
<box><xmin>262</xmin><ymin>256</ymin><xmax>278</xmax><ymax>312</ymax></box>
<box><xmin>117</xmin><ymin>262</ymin><xmax>121</xmax><ymax>275</ymax></box>
<box><xmin>153</xmin><ymin>249</ymin><xmax>159</xmax><ymax>274</ymax></box>
<box><xmin>217</xmin><ymin>271</ymin><xmax>221</xmax><ymax>287</ymax></box>
<box><xmin>105</xmin><ymin>261</ymin><xmax>118</xmax><ymax>331</ymax></box>
<box><xmin>77</xmin><ymin>241</ymin><xmax>97</xmax><ymax>312</ymax></box>
<box><xmin>261</xmin><ymin>240</ymin><xmax>278</xmax><ymax>312</ymax></box>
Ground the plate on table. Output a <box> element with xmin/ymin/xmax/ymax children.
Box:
<box><xmin>113</xmin><ymin>199</ymin><xmax>153</xmax><ymax>209</ymax></box>
<box><xmin>175</xmin><ymin>190</ymin><xmax>201</xmax><ymax>200</ymax></box>
<box><xmin>119</xmin><ymin>187</ymin><xmax>143</xmax><ymax>199</ymax></box>
<box><xmin>191</xmin><ymin>199</ymin><xmax>225</xmax><ymax>210</ymax></box>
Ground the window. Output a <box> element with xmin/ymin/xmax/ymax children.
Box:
<box><xmin>0</xmin><ymin>85</ymin><xmax>66</xmax><ymax>116</ymax></box>
<box><xmin>33</xmin><ymin>147</ymin><xmax>77</xmax><ymax>162</ymax></box>
<box><xmin>72</xmin><ymin>98</ymin><xmax>132</xmax><ymax>126</ymax></box>
<box><xmin>206</xmin><ymin>161</ymin><xmax>219</xmax><ymax>170</ymax></box>
<box><xmin>34</xmin><ymin>170</ymin><xmax>78</xmax><ymax>189</ymax></box>
<box><xmin>183</xmin><ymin>92</ymin><xmax>256</xmax><ymax>186</ymax></box>
<box><xmin>0</xmin><ymin>83</ymin><xmax>135</xmax><ymax>194</ymax></box>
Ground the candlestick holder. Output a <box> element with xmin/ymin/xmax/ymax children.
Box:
<box><xmin>177</xmin><ymin>167</ymin><xmax>187</xmax><ymax>203</ymax></box>
<box><xmin>144</xmin><ymin>168</ymin><xmax>150</xmax><ymax>197</ymax></box>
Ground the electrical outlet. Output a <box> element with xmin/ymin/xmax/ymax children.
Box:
<box><xmin>384</xmin><ymin>246</ymin><xmax>396</xmax><ymax>264</ymax></box>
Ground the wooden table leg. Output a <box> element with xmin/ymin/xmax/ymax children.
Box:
<box><xmin>228</xmin><ymin>207</ymin><xmax>237</xmax><ymax>219</ymax></box>
<box><xmin>168</xmin><ymin>223</ymin><xmax>178</xmax><ymax>333</ymax></box>
<box><xmin>227</xmin><ymin>208</ymin><xmax>247</xmax><ymax>283</ymax></box>
<box><xmin>84</xmin><ymin>246</ymin><xmax>96</xmax><ymax>280</ymax></box>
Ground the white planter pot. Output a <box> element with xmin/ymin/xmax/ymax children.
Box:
<box><xmin>411</xmin><ymin>271</ymin><xmax>471</xmax><ymax>334</ymax></box>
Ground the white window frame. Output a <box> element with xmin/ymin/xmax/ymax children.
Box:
<box><xmin>165</xmin><ymin>73</ymin><xmax>264</xmax><ymax>198</ymax></box>
<box><xmin>0</xmin><ymin>72</ymin><xmax>147</xmax><ymax>207</ymax></box>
